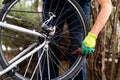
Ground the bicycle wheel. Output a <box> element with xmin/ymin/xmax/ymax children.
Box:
<box><xmin>0</xmin><ymin>0</ymin><xmax>89</xmax><ymax>80</ymax></box>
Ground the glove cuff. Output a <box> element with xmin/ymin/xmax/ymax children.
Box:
<box><xmin>88</xmin><ymin>32</ymin><xmax>97</xmax><ymax>40</ymax></box>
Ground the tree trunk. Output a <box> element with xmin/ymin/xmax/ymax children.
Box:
<box><xmin>101</xmin><ymin>27</ymin><xmax>106</xmax><ymax>80</ymax></box>
<box><xmin>116</xmin><ymin>57</ymin><xmax>120</xmax><ymax>80</ymax></box>
<box><xmin>110</xmin><ymin>0</ymin><xmax>119</xmax><ymax>79</ymax></box>
<box><xmin>37</xmin><ymin>0</ymin><xmax>42</xmax><ymax>12</ymax></box>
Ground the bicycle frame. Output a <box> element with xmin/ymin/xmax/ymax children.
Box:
<box><xmin>0</xmin><ymin>0</ymin><xmax>89</xmax><ymax>79</ymax></box>
<box><xmin>0</xmin><ymin>21</ymin><xmax>47</xmax><ymax>76</ymax></box>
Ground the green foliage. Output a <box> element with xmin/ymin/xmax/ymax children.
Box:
<box><xmin>0</xmin><ymin>0</ymin><xmax>3</xmax><ymax>6</ymax></box>
<box><xmin>9</xmin><ymin>0</ymin><xmax>41</xmax><ymax>28</ymax></box>
<box><xmin>1</xmin><ymin>0</ymin><xmax>42</xmax><ymax>49</ymax></box>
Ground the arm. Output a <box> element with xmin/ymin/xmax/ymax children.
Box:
<box><xmin>82</xmin><ymin>0</ymin><xmax>112</xmax><ymax>54</ymax></box>
<box><xmin>72</xmin><ymin>0</ymin><xmax>112</xmax><ymax>55</ymax></box>
<box><xmin>90</xmin><ymin>0</ymin><xmax>112</xmax><ymax>36</ymax></box>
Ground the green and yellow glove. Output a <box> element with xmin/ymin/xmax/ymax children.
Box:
<box><xmin>82</xmin><ymin>32</ymin><xmax>97</xmax><ymax>55</ymax></box>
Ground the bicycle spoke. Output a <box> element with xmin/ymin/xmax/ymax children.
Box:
<box><xmin>49</xmin><ymin>47</ymin><xmax>67</xmax><ymax>72</ymax></box>
<box><xmin>30</xmin><ymin>46</ymin><xmax>45</xmax><ymax>80</ymax></box>
<box><xmin>24</xmin><ymin>55</ymin><xmax>33</xmax><ymax>77</ymax></box>
<box><xmin>0</xmin><ymin>0</ymin><xmax>87</xmax><ymax>79</ymax></box>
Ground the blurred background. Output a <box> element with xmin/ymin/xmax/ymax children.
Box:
<box><xmin>89</xmin><ymin>0</ymin><xmax>120</xmax><ymax>80</ymax></box>
<box><xmin>0</xmin><ymin>0</ymin><xmax>120</xmax><ymax>80</ymax></box>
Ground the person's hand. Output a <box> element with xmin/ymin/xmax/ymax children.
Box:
<box><xmin>82</xmin><ymin>32</ymin><xmax>97</xmax><ymax>55</ymax></box>
<box><xmin>71</xmin><ymin>32</ymin><xmax>97</xmax><ymax>55</ymax></box>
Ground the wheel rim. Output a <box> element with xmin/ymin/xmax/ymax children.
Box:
<box><xmin>0</xmin><ymin>0</ymin><xmax>88</xmax><ymax>79</ymax></box>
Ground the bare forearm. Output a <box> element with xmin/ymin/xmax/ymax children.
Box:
<box><xmin>90</xmin><ymin>0</ymin><xmax>112</xmax><ymax>36</ymax></box>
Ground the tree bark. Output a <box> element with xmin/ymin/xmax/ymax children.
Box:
<box><xmin>101</xmin><ymin>27</ymin><xmax>106</xmax><ymax>80</ymax></box>
<box><xmin>116</xmin><ymin>57</ymin><xmax>120</xmax><ymax>80</ymax></box>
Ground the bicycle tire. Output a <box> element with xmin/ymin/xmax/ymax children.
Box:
<box><xmin>0</xmin><ymin>0</ymin><xmax>89</xmax><ymax>80</ymax></box>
